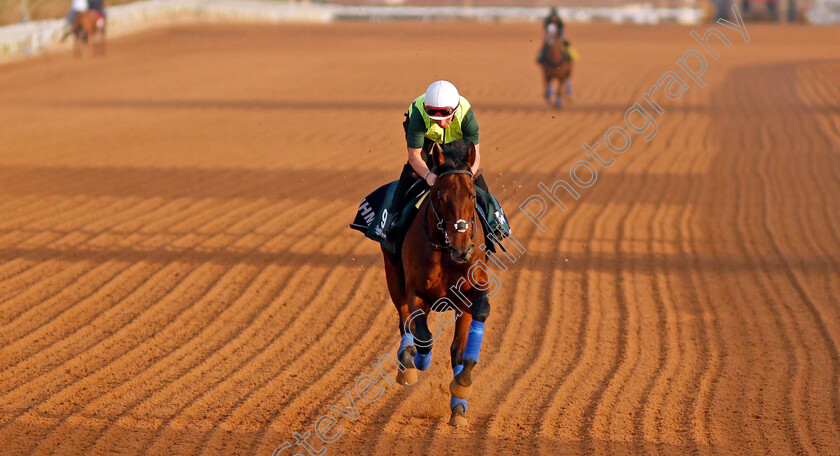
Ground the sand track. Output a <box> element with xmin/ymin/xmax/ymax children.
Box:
<box><xmin>0</xmin><ymin>21</ymin><xmax>839</xmax><ymax>456</ymax></box>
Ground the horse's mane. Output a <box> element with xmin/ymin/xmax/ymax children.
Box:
<box><xmin>432</xmin><ymin>139</ymin><xmax>473</xmax><ymax>174</ymax></box>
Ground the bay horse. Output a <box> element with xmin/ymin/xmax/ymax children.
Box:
<box><xmin>71</xmin><ymin>10</ymin><xmax>106</xmax><ymax>58</ymax></box>
<box><xmin>381</xmin><ymin>139</ymin><xmax>492</xmax><ymax>428</ymax></box>
<box><xmin>540</xmin><ymin>26</ymin><xmax>572</xmax><ymax>109</ymax></box>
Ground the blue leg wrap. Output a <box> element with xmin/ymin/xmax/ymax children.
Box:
<box><xmin>398</xmin><ymin>333</ymin><xmax>414</xmax><ymax>356</ymax></box>
<box><xmin>463</xmin><ymin>321</ymin><xmax>485</xmax><ymax>363</ymax></box>
<box><xmin>451</xmin><ymin>364</ymin><xmax>467</xmax><ymax>411</ymax></box>
<box><xmin>414</xmin><ymin>351</ymin><xmax>431</xmax><ymax>371</ymax></box>
<box><xmin>450</xmin><ymin>396</ymin><xmax>468</xmax><ymax>412</ymax></box>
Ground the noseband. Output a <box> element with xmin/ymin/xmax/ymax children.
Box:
<box><xmin>423</xmin><ymin>169</ymin><xmax>477</xmax><ymax>250</ymax></box>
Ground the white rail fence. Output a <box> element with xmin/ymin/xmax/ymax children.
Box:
<box><xmin>0</xmin><ymin>0</ymin><xmax>707</xmax><ymax>60</ymax></box>
<box><xmin>0</xmin><ymin>0</ymin><xmax>335</xmax><ymax>59</ymax></box>
<box><xmin>807</xmin><ymin>0</ymin><xmax>840</xmax><ymax>24</ymax></box>
<box><xmin>333</xmin><ymin>5</ymin><xmax>702</xmax><ymax>23</ymax></box>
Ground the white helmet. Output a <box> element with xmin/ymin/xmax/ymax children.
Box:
<box><xmin>423</xmin><ymin>80</ymin><xmax>460</xmax><ymax>120</ymax></box>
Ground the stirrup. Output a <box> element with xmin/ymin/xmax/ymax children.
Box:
<box><xmin>492</xmin><ymin>228</ymin><xmax>510</xmax><ymax>240</ymax></box>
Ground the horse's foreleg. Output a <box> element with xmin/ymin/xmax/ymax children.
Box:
<box><xmin>395</xmin><ymin>300</ymin><xmax>416</xmax><ymax>384</ymax></box>
<box><xmin>543</xmin><ymin>73</ymin><xmax>553</xmax><ymax>102</ymax></box>
<box><xmin>101</xmin><ymin>28</ymin><xmax>107</xmax><ymax>56</ymax></box>
<box><xmin>407</xmin><ymin>293</ymin><xmax>433</xmax><ymax>372</ymax></box>
<box><xmin>95</xmin><ymin>30</ymin><xmax>103</xmax><ymax>56</ymax></box>
<box><xmin>448</xmin><ymin>313</ymin><xmax>472</xmax><ymax>427</ymax></box>
<box><xmin>396</xmin><ymin>332</ymin><xmax>418</xmax><ymax>386</ymax></box>
<box><xmin>383</xmin><ymin>249</ymin><xmax>417</xmax><ymax>385</ymax></box>
<box><xmin>449</xmin><ymin>292</ymin><xmax>490</xmax><ymax>399</ymax></box>
<box><xmin>395</xmin><ymin>292</ymin><xmax>433</xmax><ymax>384</ymax></box>
<box><xmin>395</xmin><ymin>309</ymin><xmax>418</xmax><ymax>386</ymax></box>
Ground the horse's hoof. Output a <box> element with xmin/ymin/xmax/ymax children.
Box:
<box><xmin>396</xmin><ymin>367</ymin><xmax>418</xmax><ymax>386</ymax></box>
<box><xmin>449</xmin><ymin>378</ymin><xmax>472</xmax><ymax>399</ymax></box>
<box><xmin>448</xmin><ymin>404</ymin><xmax>468</xmax><ymax>427</ymax></box>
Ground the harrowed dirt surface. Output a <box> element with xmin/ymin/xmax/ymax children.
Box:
<box><xmin>0</xmin><ymin>21</ymin><xmax>839</xmax><ymax>456</ymax></box>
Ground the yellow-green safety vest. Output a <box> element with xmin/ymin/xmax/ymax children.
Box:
<box><xmin>410</xmin><ymin>95</ymin><xmax>471</xmax><ymax>145</ymax></box>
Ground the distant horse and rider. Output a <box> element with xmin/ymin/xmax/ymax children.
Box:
<box><xmin>61</xmin><ymin>0</ymin><xmax>106</xmax><ymax>57</ymax></box>
<box><xmin>537</xmin><ymin>8</ymin><xmax>575</xmax><ymax>109</ymax></box>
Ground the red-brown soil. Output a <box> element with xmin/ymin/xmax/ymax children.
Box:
<box><xmin>0</xmin><ymin>21</ymin><xmax>839</xmax><ymax>456</ymax></box>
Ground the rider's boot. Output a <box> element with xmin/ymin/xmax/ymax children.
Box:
<box><xmin>384</xmin><ymin>163</ymin><xmax>418</xmax><ymax>242</ymax></box>
<box><xmin>475</xmin><ymin>174</ymin><xmax>510</xmax><ymax>240</ymax></box>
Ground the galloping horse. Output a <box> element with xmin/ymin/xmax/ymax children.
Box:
<box><xmin>71</xmin><ymin>10</ymin><xmax>106</xmax><ymax>57</ymax></box>
<box><xmin>540</xmin><ymin>25</ymin><xmax>572</xmax><ymax>109</ymax></box>
<box><xmin>382</xmin><ymin>139</ymin><xmax>491</xmax><ymax>427</ymax></box>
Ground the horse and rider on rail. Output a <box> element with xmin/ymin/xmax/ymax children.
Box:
<box><xmin>351</xmin><ymin>80</ymin><xmax>511</xmax><ymax>427</ymax></box>
<box><xmin>61</xmin><ymin>0</ymin><xmax>106</xmax><ymax>56</ymax></box>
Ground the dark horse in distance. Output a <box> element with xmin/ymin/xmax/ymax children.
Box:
<box><xmin>382</xmin><ymin>140</ymin><xmax>492</xmax><ymax>427</ymax></box>
<box><xmin>539</xmin><ymin>25</ymin><xmax>573</xmax><ymax>109</ymax></box>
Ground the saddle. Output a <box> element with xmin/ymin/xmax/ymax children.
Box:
<box><xmin>350</xmin><ymin>181</ymin><xmax>510</xmax><ymax>256</ymax></box>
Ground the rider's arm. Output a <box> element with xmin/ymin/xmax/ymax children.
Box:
<box><xmin>461</xmin><ymin>108</ymin><xmax>481</xmax><ymax>175</ymax></box>
<box><xmin>406</xmin><ymin>112</ymin><xmax>436</xmax><ymax>185</ymax></box>
<box><xmin>471</xmin><ymin>144</ymin><xmax>481</xmax><ymax>176</ymax></box>
<box><xmin>408</xmin><ymin>147</ymin><xmax>435</xmax><ymax>186</ymax></box>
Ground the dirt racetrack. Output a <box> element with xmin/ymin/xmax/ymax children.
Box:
<box><xmin>1</xmin><ymin>20</ymin><xmax>839</xmax><ymax>456</ymax></box>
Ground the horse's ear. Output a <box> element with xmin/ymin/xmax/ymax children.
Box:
<box><xmin>431</xmin><ymin>143</ymin><xmax>446</xmax><ymax>169</ymax></box>
<box><xmin>464</xmin><ymin>142</ymin><xmax>476</xmax><ymax>168</ymax></box>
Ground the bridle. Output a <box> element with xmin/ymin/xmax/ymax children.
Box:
<box><xmin>423</xmin><ymin>169</ymin><xmax>477</xmax><ymax>250</ymax></box>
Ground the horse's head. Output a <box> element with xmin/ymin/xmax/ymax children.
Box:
<box><xmin>428</xmin><ymin>139</ymin><xmax>478</xmax><ymax>264</ymax></box>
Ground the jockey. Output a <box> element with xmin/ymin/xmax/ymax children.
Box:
<box><xmin>544</xmin><ymin>7</ymin><xmax>564</xmax><ymax>38</ymax></box>
<box><xmin>385</xmin><ymin>80</ymin><xmax>507</xmax><ymax>241</ymax></box>
<box><xmin>61</xmin><ymin>0</ymin><xmax>88</xmax><ymax>38</ymax></box>
<box><xmin>65</xmin><ymin>0</ymin><xmax>88</xmax><ymax>27</ymax></box>
<box><xmin>538</xmin><ymin>7</ymin><xmax>570</xmax><ymax>64</ymax></box>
